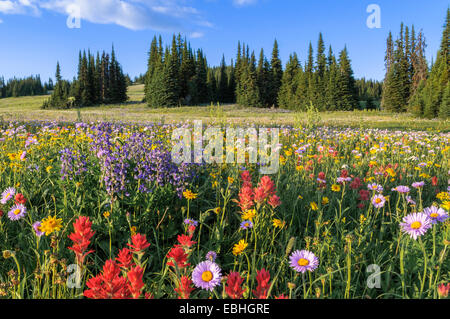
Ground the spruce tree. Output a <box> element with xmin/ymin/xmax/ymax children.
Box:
<box><xmin>278</xmin><ymin>53</ymin><xmax>301</xmax><ymax>110</ymax></box>
<box><xmin>336</xmin><ymin>47</ymin><xmax>358</xmax><ymax>110</ymax></box>
<box><xmin>270</xmin><ymin>39</ymin><xmax>282</xmax><ymax>107</ymax></box>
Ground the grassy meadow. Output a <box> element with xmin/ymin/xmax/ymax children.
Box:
<box><xmin>0</xmin><ymin>84</ymin><xmax>449</xmax><ymax>300</ymax></box>
<box><xmin>0</xmin><ymin>85</ymin><xmax>448</xmax><ymax>131</ymax></box>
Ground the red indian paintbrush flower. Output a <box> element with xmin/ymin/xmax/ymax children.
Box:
<box><xmin>174</xmin><ymin>276</ymin><xmax>195</xmax><ymax>299</ymax></box>
<box><xmin>438</xmin><ymin>283</ymin><xmax>450</xmax><ymax>297</ymax></box>
<box><xmin>253</xmin><ymin>186</ymin><xmax>267</xmax><ymax>205</ymax></box>
<box><xmin>127</xmin><ymin>265</ymin><xmax>145</xmax><ymax>299</ymax></box>
<box><xmin>225</xmin><ymin>272</ymin><xmax>245</xmax><ymax>299</ymax></box>
<box><xmin>14</xmin><ymin>193</ymin><xmax>26</xmax><ymax>205</ymax></box>
<box><xmin>84</xmin><ymin>260</ymin><xmax>131</xmax><ymax>299</ymax></box>
<box><xmin>166</xmin><ymin>246</ymin><xmax>190</xmax><ymax>268</ymax></box>
<box><xmin>116</xmin><ymin>247</ymin><xmax>134</xmax><ymax>270</ymax></box>
<box><xmin>68</xmin><ymin>216</ymin><xmax>95</xmax><ymax>265</ymax></box>
<box><xmin>268</xmin><ymin>194</ymin><xmax>281</xmax><ymax>209</ymax></box>
<box><xmin>128</xmin><ymin>233</ymin><xmax>150</xmax><ymax>253</ymax></box>
<box><xmin>258</xmin><ymin>176</ymin><xmax>276</xmax><ymax>198</ymax></box>
<box><xmin>253</xmin><ymin>269</ymin><xmax>271</xmax><ymax>299</ymax></box>
<box><xmin>432</xmin><ymin>176</ymin><xmax>438</xmax><ymax>186</ymax></box>
<box><xmin>237</xmin><ymin>185</ymin><xmax>254</xmax><ymax>211</ymax></box>
<box><xmin>241</xmin><ymin>170</ymin><xmax>252</xmax><ymax>188</ymax></box>
<box><xmin>177</xmin><ymin>234</ymin><xmax>196</xmax><ymax>249</ymax></box>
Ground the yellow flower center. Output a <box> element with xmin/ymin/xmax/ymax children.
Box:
<box><xmin>430</xmin><ymin>213</ymin><xmax>438</xmax><ymax>218</ymax></box>
<box><xmin>298</xmin><ymin>258</ymin><xmax>310</xmax><ymax>267</ymax></box>
<box><xmin>13</xmin><ymin>209</ymin><xmax>21</xmax><ymax>215</ymax></box>
<box><xmin>201</xmin><ymin>271</ymin><xmax>213</xmax><ymax>282</ymax></box>
<box><xmin>411</xmin><ymin>221</ymin><xmax>422</xmax><ymax>229</ymax></box>
<box><xmin>375</xmin><ymin>198</ymin><xmax>381</xmax><ymax>204</ymax></box>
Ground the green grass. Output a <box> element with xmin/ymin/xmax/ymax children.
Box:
<box><xmin>0</xmin><ymin>84</ymin><xmax>448</xmax><ymax>131</ymax></box>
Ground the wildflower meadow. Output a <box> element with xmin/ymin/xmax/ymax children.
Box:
<box><xmin>0</xmin><ymin>120</ymin><xmax>448</xmax><ymax>299</ymax></box>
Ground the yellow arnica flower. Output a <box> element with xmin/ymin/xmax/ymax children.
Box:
<box><xmin>436</xmin><ymin>192</ymin><xmax>450</xmax><ymax>201</ymax></box>
<box><xmin>232</xmin><ymin>239</ymin><xmax>248</xmax><ymax>256</ymax></box>
<box><xmin>40</xmin><ymin>216</ymin><xmax>63</xmax><ymax>236</ymax></box>
<box><xmin>183</xmin><ymin>190</ymin><xmax>198</xmax><ymax>200</ymax></box>
<box><xmin>213</xmin><ymin>207</ymin><xmax>221</xmax><ymax>215</ymax></box>
<box><xmin>227</xmin><ymin>177</ymin><xmax>234</xmax><ymax>184</ymax></box>
<box><xmin>273</xmin><ymin>219</ymin><xmax>285</xmax><ymax>229</ymax></box>
<box><xmin>441</xmin><ymin>201</ymin><xmax>450</xmax><ymax>211</ymax></box>
<box><xmin>130</xmin><ymin>226</ymin><xmax>137</xmax><ymax>236</ymax></box>
<box><xmin>322</xmin><ymin>197</ymin><xmax>329</xmax><ymax>205</ymax></box>
<box><xmin>331</xmin><ymin>184</ymin><xmax>341</xmax><ymax>192</ymax></box>
<box><xmin>103</xmin><ymin>211</ymin><xmax>110</xmax><ymax>218</ymax></box>
<box><xmin>46</xmin><ymin>166</ymin><xmax>53</xmax><ymax>173</ymax></box>
<box><xmin>310</xmin><ymin>202</ymin><xmax>318</xmax><ymax>211</ymax></box>
<box><xmin>242</xmin><ymin>209</ymin><xmax>256</xmax><ymax>221</ymax></box>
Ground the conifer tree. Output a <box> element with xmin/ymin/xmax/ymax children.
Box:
<box><xmin>336</xmin><ymin>47</ymin><xmax>358</xmax><ymax>110</ymax></box>
<box><xmin>278</xmin><ymin>53</ymin><xmax>301</xmax><ymax>110</ymax></box>
<box><xmin>270</xmin><ymin>39</ymin><xmax>282</xmax><ymax>107</ymax></box>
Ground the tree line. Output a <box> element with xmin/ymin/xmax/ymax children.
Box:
<box><xmin>143</xmin><ymin>34</ymin><xmax>378</xmax><ymax>111</ymax></box>
<box><xmin>0</xmin><ymin>75</ymin><xmax>53</xmax><ymax>98</ymax></box>
<box><xmin>381</xmin><ymin>9</ymin><xmax>449</xmax><ymax>118</ymax></box>
<box><xmin>42</xmin><ymin>47</ymin><xmax>128</xmax><ymax>109</ymax></box>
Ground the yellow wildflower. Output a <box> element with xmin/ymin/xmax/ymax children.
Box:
<box><xmin>40</xmin><ymin>216</ymin><xmax>63</xmax><ymax>236</ymax></box>
<box><xmin>242</xmin><ymin>209</ymin><xmax>256</xmax><ymax>221</ymax></box>
<box><xmin>331</xmin><ymin>184</ymin><xmax>341</xmax><ymax>192</ymax></box>
<box><xmin>232</xmin><ymin>239</ymin><xmax>248</xmax><ymax>256</ymax></box>
<box><xmin>183</xmin><ymin>190</ymin><xmax>198</xmax><ymax>200</ymax></box>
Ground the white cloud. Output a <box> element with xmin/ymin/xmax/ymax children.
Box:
<box><xmin>233</xmin><ymin>0</ymin><xmax>257</xmax><ymax>7</ymax></box>
<box><xmin>189</xmin><ymin>31</ymin><xmax>204</xmax><ymax>39</ymax></box>
<box><xmin>0</xmin><ymin>0</ymin><xmax>212</xmax><ymax>32</ymax></box>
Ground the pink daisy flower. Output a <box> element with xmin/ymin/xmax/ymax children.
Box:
<box><xmin>400</xmin><ymin>213</ymin><xmax>432</xmax><ymax>240</ymax></box>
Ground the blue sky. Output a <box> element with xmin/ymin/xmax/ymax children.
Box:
<box><xmin>0</xmin><ymin>0</ymin><xmax>448</xmax><ymax>82</ymax></box>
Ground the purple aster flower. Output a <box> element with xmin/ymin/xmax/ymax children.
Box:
<box><xmin>8</xmin><ymin>204</ymin><xmax>27</xmax><ymax>221</ymax></box>
<box><xmin>1</xmin><ymin>187</ymin><xmax>16</xmax><ymax>205</ymax></box>
<box><xmin>240</xmin><ymin>220</ymin><xmax>253</xmax><ymax>230</ymax></box>
<box><xmin>423</xmin><ymin>206</ymin><xmax>448</xmax><ymax>224</ymax></box>
<box><xmin>33</xmin><ymin>221</ymin><xmax>44</xmax><ymax>237</ymax></box>
<box><xmin>192</xmin><ymin>261</ymin><xmax>222</xmax><ymax>291</ymax></box>
<box><xmin>337</xmin><ymin>177</ymin><xmax>352</xmax><ymax>184</ymax></box>
<box><xmin>184</xmin><ymin>219</ymin><xmax>198</xmax><ymax>227</ymax></box>
<box><xmin>412</xmin><ymin>181</ymin><xmax>425</xmax><ymax>189</ymax></box>
<box><xmin>406</xmin><ymin>196</ymin><xmax>416</xmax><ymax>205</ymax></box>
<box><xmin>289</xmin><ymin>250</ymin><xmax>319</xmax><ymax>273</ymax></box>
<box><xmin>368</xmin><ymin>183</ymin><xmax>383</xmax><ymax>193</ymax></box>
<box><xmin>400</xmin><ymin>212</ymin><xmax>432</xmax><ymax>240</ymax></box>
<box><xmin>372</xmin><ymin>194</ymin><xmax>386</xmax><ymax>208</ymax></box>
<box><xmin>392</xmin><ymin>185</ymin><xmax>410</xmax><ymax>194</ymax></box>
<box><xmin>205</xmin><ymin>251</ymin><xmax>217</xmax><ymax>262</ymax></box>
